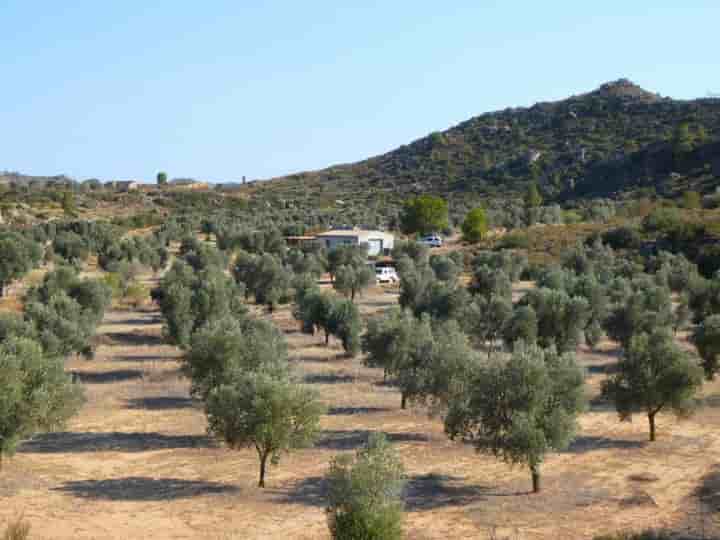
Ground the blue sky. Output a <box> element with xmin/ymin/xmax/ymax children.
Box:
<box><xmin>1</xmin><ymin>1</ymin><xmax>718</xmax><ymax>182</ymax></box>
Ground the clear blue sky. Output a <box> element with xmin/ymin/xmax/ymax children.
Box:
<box><xmin>1</xmin><ymin>1</ymin><xmax>718</xmax><ymax>182</ymax></box>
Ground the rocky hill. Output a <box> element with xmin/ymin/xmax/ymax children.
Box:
<box><xmin>254</xmin><ymin>79</ymin><xmax>720</xmax><ymax>203</ymax></box>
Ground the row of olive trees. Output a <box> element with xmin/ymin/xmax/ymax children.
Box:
<box><xmin>0</xmin><ymin>266</ymin><xmax>112</xmax><ymax>469</ymax></box>
<box><xmin>293</xmin><ymin>278</ymin><xmax>362</xmax><ymax>356</ymax></box>
<box><xmin>154</xmin><ymin>245</ymin><xmax>327</xmax><ymax>489</ymax></box>
<box><xmin>363</xmin><ymin>238</ymin><xmax>710</xmax><ymax>494</ymax></box>
<box><xmin>0</xmin><ymin>230</ymin><xmax>44</xmax><ymax>297</ymax></box>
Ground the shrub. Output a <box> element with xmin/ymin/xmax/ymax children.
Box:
<box><xmin>498</xmin><ymin>231</ymin><xmax>529</xmax><ymax>249</ymax></box>
<box><xmin>461</xmin><ymin>207</ymin><xmax>489</xmax><ymax>243</ymax></box>
<box><xmin>326</xmin><ymin>433</ymin><xmax>405</xmax><ymax>540</ymax></box>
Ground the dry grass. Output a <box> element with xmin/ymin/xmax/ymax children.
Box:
<box><xmin>1</xmin><ymin>279</ymin><xmax>720</xmax><ymax>539</ymax></box>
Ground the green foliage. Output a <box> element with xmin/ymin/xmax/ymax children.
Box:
<box><xmin>472</xmin><ymin>250</ymin><xmax>528</xmax><ymax>282</ymax></box>
<box><xmin>445</xmin><ymin>341</ymin><xmax>585</xmax><ymax>493</ymax></box>
<box><xmin>157</xmin><ymin>171</ymin><xmax>168</xmax><ymax>186</ymax></box>
<box><xmin>293</xmin><ymin>289</ymin><xmax>361</xmax><ymax>356</ymax></box>
<box><xmin>681</xmin><ymin>190</ymin><xmax>702</xmax><ymax>209</ymax></box>
<box><xmin>461</xmin><ymin>207</ymin><xmax>489</xmax><ymax>243</ymax></box>
<box><xmin>524</xmin><ymin>182</ymin><xmax>542</xmax><ymax>209</ymax></box>
<box><xmin>397</xmin><ymin>257</ymin><xmax>469</xmax><ymax>322</ymax></box>
<box><xmin>469</xmin><ymin>266</ymin><xmax>512</xmax><ymax>301</ymax></box>
<box><xmin>53</xmin><ymin>231</ymin><xmax>89</xmax><ymax>264</ymax></box>
<box><xmin>429</xmin><ymin>254</ymin><xmax>460</xmax><ymax>283</ymax></box>
<box><xmin>520</xmin><ymin>288</ymin><xmax>590</xmax><ymax>353</ymax></box>
<box><xmin>159</xmin><ymin>261</ymin><xmax>247</xmax><ymax>348</ymax></box>
<box><xmin>61</xmin><ymin>190</ymin><xmax>77</xmax><ymax>217</ymax></box>
<box><xmin>326</xmin><ymin>433</ymin><xmax>405</xmax><ymax>540</ymax></box>
<box><xmin>363</xmin><ymin>311</ymin><xmax>477</xmax><ymax>409</ymax></box>
<box><xmin>327</xmin><ymin>244</ymin><xmax>367</xmax><ymax>281</ymax></box>
<box><xmin>502</xmin><ymin>305</ymin><xmax>538</xmax><ymax>349</ymax></box>
<box><xmin>334</xmin><ymin>263</ymin><xmax>375</xmax><ymax>301</ymax></box>
<box><xmin>602</xmin><ymin>227</ymin><xmax>642</xmax><ymax>250</ymax></box>
<box><xmin>603</xmin><ymin>330</ymin><xmax>703</xmax><ymax>441</ymax></box>
<box><xmin>691</xmin><ymin>314</ymin><xmax>720</xmax><ymax>380</ymax></box>
<box><xmin>0</xmin><ymin>232</ymin><xmax>43</xmax><ymax>296</ymax></box>
<box><xmin>206</xmin><ymin>371</ymin><xmax>325</xmax><ymax>487</ymax></box>
<box><xmin>604</xmin><ymin>281</ymin><xmax>673</xmax><ymax>347</ymax></box>
<box><xmin>183</xmin><ymin>316</ymin><xmax>289</xmax><ymax>399</ymax></box>
<box><xmin>498</xmin><ymin>231</ymin><xmax>530</xmax><ymax>249</ymax></box>
<box><xmin>391</xmin><ymin>240</ymin><xmax>429</xmax><ymax>265</ymax></box>
<box><xmin>22</xmin><ymin>268</ymin><xmax>111</xmax><ymax>357</ymax></box>
<box><xmin>0</xmin><ymin>337</ymin><xmax>85</xmax><ymax>467</ymax></box>
<box><xmin>400</xmin><ymin>195</ymin><xmax>449</xmax><ymax>235</ymax></box>
<box><xmin>326</xmin><ymin>296</ymin><xmax>362</xmax><ymax>357</ymax></box>
<box><xmin>465</xmin><ymin>295</ymin><xmax>513</xmax><ymax>355</ymax></box>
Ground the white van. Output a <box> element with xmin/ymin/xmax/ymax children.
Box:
<box><xmin>375</xmin><ymin>266</ymin><xmax>399</xmax><ymax>284</ymax></box>
<box><xmin>419</xmin><ymin>235</ymin><xmax>443</xmax><ymax>248</ymax></box>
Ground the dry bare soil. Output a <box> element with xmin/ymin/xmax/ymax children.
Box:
<box><xmin>2</xmin><ymin>278</ymin><xmax>720</xmax><ymax>539</ymax></box>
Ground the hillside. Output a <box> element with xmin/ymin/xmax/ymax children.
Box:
<box><xmin>252</xmin><ymin>79</ymin><xmax>720</xmax><ymax>203</ymax></box>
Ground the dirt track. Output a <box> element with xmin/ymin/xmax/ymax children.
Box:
<box><xmin>2</xmin><ymin>280</ymin><xmax>720</xmax><ymax>539</ymax></box>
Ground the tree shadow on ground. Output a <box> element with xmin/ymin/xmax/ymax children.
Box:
<box><xmin>115</xmin><ymin>354</ymin><xmax>179</xmax><ymax>363</ymax></box>
<box><xmin>274</xmin><ymin>473</ymin><xmax>497</xmax><ymax>511</ymax></box>
<box><xmin>404</xmin><ymin>473</ymin><xmax>491</xmax><ymax>511</ymax></box>
<box><xmin>125</xmin><ymin>397</ymin><xmax>197</xmax><ymax>410</ymax></box>
<box><xmin>694</xmin><ymin>464</ymin><xmax>720</xmax><ymax>513</ymax></box>
<box><xmin>104</xmin><ymin>331</ymin><xmax>164</xmax><ymax>347</ymax></box>
<box><xmin>699</xmin><ymin>394</ymin><xmax>720</xmax><ymax>409</ymax></box>
<box><xmin>315</xmin><ymin>430</ymin><xmax>429</xmax><ymax>451</ymax></box>
<box><xmin>584</xmin><ymin>363</ymin><xmax>619</xmax><ymax>375</ymax></box>
<box><xmin>104</xmin><ymin>316</ymin><xmax>161</xmax><ymax>326</ymax></box>
<box><xmin>303</xmin><ymin>373</ymin><xmax>355</xmax><ymax>384</ymax></box>
<box><xmin>53</xmin><ymin>477</ymin><xmax>238</xmax><ymax>501</ymax></box>
<box><xmin>20</xmin><ymin>431</ymin><xmax>215</xmax><ymax>453</ymax></box>
<box><xmin>72</xmin><ymin>369</ymin><xmax>144</xmax><ymax>384</ymax></box>
<box><xmin>271</xmin><ymin>476</ymin><xmax>327</xmax><ymax>507</ymax></box>
<box><xmin>564</xmin><ymin>435</ymin><xmax>645</xmax><ymax>454</ymax></box>
<box><xmin>326</xmin><ymin>406</ymin><xmax>391</xmax><ymax>416</ymax></box>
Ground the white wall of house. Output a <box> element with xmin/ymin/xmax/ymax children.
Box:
<box><xmin>317</xmin><ymin>230</ymin><xmax>394</xmax><ymax>256</ymax></box>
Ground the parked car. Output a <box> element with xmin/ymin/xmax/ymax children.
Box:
<box><xmin>375</xmin><ymin>266</ymin><xmax>399</xmax><ymax>284</ymax></box>
<box><xmin>419</xmin><ymin>235</ymin><xmax>443</xmax><ymax>248</ymax></box>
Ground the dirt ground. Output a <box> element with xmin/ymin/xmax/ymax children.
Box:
<box><xmin>2</xmin><ymin>277</ymin><xmax>720</xmax><ymax>539</ymax></box>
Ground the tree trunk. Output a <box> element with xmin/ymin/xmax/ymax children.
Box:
<box><xmin>325</xmin><ymin>331</ymin><xmax>330</xmax><ymax>346</ymax></box>
<box><xmin>351</xmin><ymin>288</ymin><xmax>356</xmax><ymax>301</ymax></box>
<box><xmin>0</xmin><ymin>283</ymin><xmax>4</xmax><ymax>298</ymax></box>
<box><xmin>531</xmin><ymin>465</ymin><xmax>541</xmax><ymax>493</ymax></box>
<box><xmin>648</xmin><ymin>412</ymin><xmax>656</xmax><ymax>442</ymax></box>
<box><xmin>401</xmin><ymin>392</ymin><xmax>407</xmax><ymax>410</ymax></box>
<box><xmin>258</xmin><ymin>453</ymin><xmax>268</xmax><ymax>488</ymax></box>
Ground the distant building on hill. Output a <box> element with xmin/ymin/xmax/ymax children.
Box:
<box><xmin>115</xmin><ymin>181</ymin><xmax>139</xmax><ymax>192</ymax></box>
<box><xmin>168</xmin><ymin>178</ymin><xmax>210</xmax><ymax>190</ymax></box>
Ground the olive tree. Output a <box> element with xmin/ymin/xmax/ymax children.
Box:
<box><xmin>0</xmin><ymin>337</ymin><xmax>85</xmax><ymax>470</ymax></box>
<box><xmin>334</xmin><ymin>263</ymin><xmax>375</xmax><ymax>301</ymax></box>
<box><xmin>363</xmin><ymin>309</ymin><xmax>433</xmax><ymax>409</ymax></box>
<box><xmin>691</xmin><ymin>314</ymin><xmax>720</xmax><ymax>380</ymax></box>
<box><xmin>205</xmin><ymin>372</ymin><xmax>325</xmax><ymax>487</ymax></box>
<box><xmin>603</xmin><ymin>330</ymin><xmax>703</xmax><ymax>441</ymax></box>
<box><xmin>604</xmin><ymin>283</ymin><xmax>673</xmax><ymax>347</ymax></box>
<box><xmin>183</xmin><ymin>316</ymin><xmax>289</xmax><ymax>399</ymax></box>
<box><xmin>521</xmin><ymin>288</ymin><xmax>589</xmax><ymax>353</ymax></box>
<box><xmin>0</xmin><ymin>233</ymin><xmax>42</xmax><ymax>297</ymax></box>
<box><xmin>326</xmin><ymin>433</ymin><xmax>405</xmax><ymax>540</ymax></box>
<box><xmin>326</xmin><ymin>297</ymin><xmax>362</xmax><ymax>357</ymax></box>
<box><xmin>445</xmin><ymin>342</ymin><xmax>585</xmax><ymax>493</ymax></box>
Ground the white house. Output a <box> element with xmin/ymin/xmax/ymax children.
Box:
<box><xmin>315</xmin><ymin>229</ymin><xmax>394</xmax><ymax>256</ymax></box>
